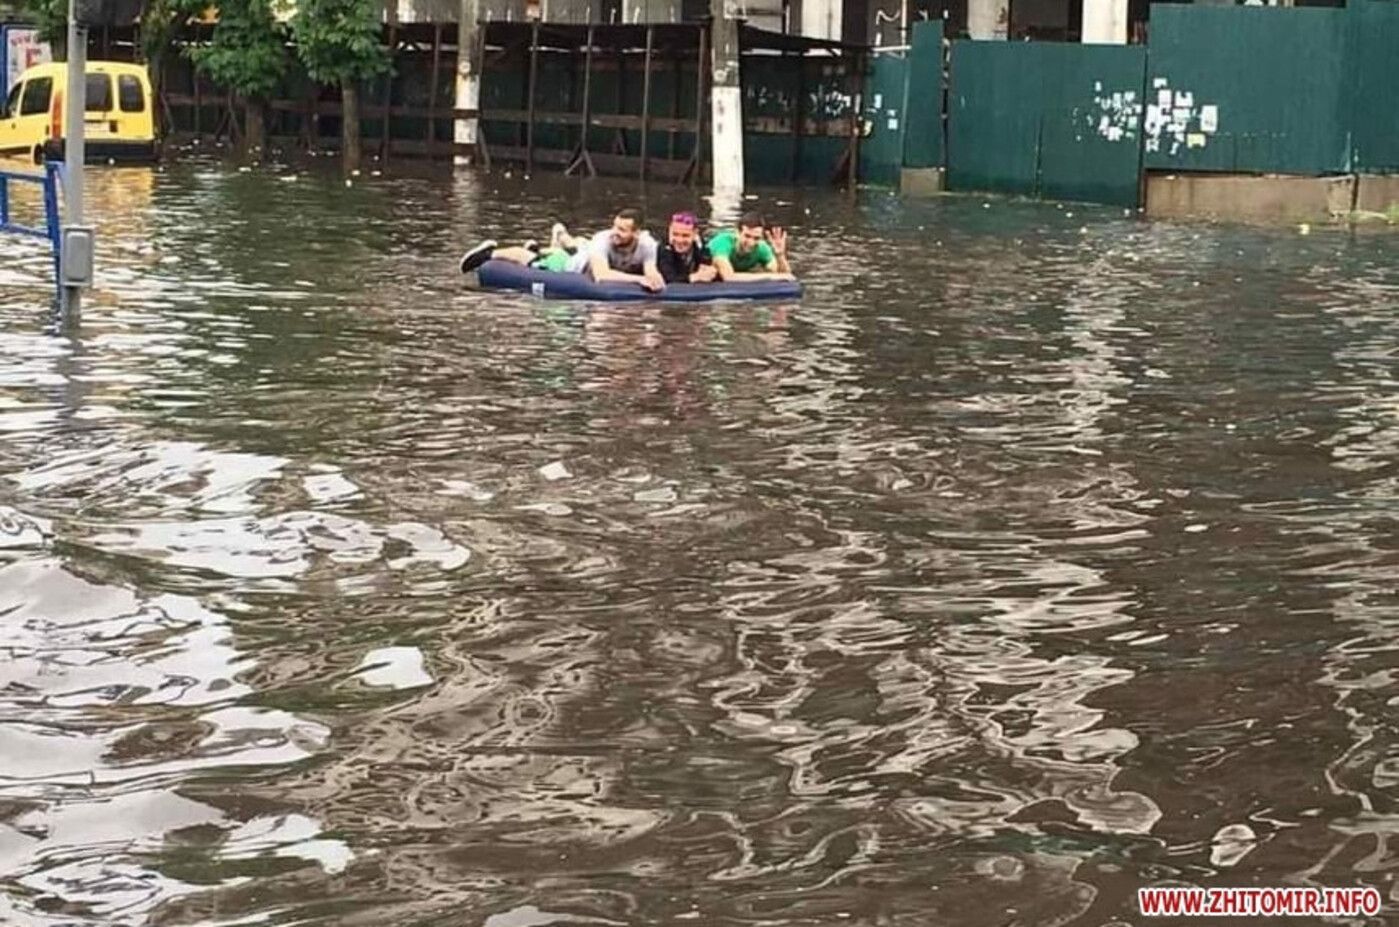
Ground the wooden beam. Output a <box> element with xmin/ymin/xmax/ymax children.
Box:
<box><xmin>792</xmin><ymin>48</ymin><xmax>805</xmax><ymax>183</ymax></box>
<box><xmin>526</xmin><ymin>20</ymin><xmax>540</xmax><ymax>174</ymax></box>
<box><xmin>848</xmin><ymin>49</ymin><xmax>864</xmax><ymax>190</ymax></box>
<box><xmin>486</xmin><ymin>110</ymin><xmax>693</xmax><ymax>132</ymax></box>
<box><xmin>668</xmin><ymin>44</ymin><xmax>681</xmax><ymax>162</ymax></box>
<box><xmin>426</xmin><ymin>22</ymin><xmax>442</xmax><ymax>150</ymax></box>
<box><xmin>639</xmin><ymin>25</ymin><xmax>653</xmax><ymax>183</ymax></box>
<box><xmin>493</xmin><ymin>144</ymin><xmax>692</xmax><ymax>180</ymax></box>
<box><xmin>165</xmin><ymin>95</ymin><xmax>481</xmax><ymax>122</ymax></box>
<box><xmin>565</xmin><ymin>24</ymin><xmax>597</xmax><ymax>177</ymax></box>
<box><xmin>380</xmin><ymin>22</ymin><xmax>398</xmax><ymax>164</ymax></box>
<box><xmin>687</xmin><ymin>23</ymin><xmax>706</xmax><ymax>187</ymax></box>
<box><xmin>612</xmin><ymin>46</ymin><xmax>626</xmax><ymax>156</ymax></box>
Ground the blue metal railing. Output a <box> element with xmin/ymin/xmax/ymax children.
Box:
<box><xmin>0</xmin><ymin>162</ymin><xmax>63</xmax><ymax>304</ymax></box>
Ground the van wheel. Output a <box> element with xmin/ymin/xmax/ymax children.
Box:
<box><xmin>31</xmin><ymin>145</ymin><xmax>45</xmax><ymax>164</ymax></box>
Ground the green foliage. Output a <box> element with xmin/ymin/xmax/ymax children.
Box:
<box><xmin>189</xmin><ymin>0</ymin><xmax>287</xmax><ymax>101</ymax></box>
<box><xmin>291</xmin><ymin>0</ymin><xmax>388</xmax><ymax>88</ymax></box>
<box><xmin>19</xmin><ymin>0</ymin><xmax>66</xmax><ymax>45</ymax></box>
<box><xmin>141</xmin><ymin>0</ymin><xmax>206</xmax><ymax>67</ymax></box>
<box><xmin>19</xmin><ymin>0</ymin><xmax>203</xmax><ymax>62</ymax></box>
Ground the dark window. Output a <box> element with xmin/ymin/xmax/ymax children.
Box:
<box><xmin>86</xmin><ymin>73</ymin><xmax>112</xmax><ymax>111</ymax></box>
<box><xmin>118</xmin><ymin>74</ymin><xmax>145</xmax><ymax>113</ymax></box>
<box><xmin>20</xmin><ymin>77</ymin><xmax>52</xmax><ymax>116</ymax></box>
<box><xmin>3</xmin><ymin>82</ymin><xmax>21</xmax><ymax>119</ymax></box>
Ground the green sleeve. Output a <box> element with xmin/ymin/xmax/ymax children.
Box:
<box><xmin>708</xmin><ymin>233</ymin><xmax>735</xmax><ymax>261</ymax></box>
<box><xmin>756</xmin><ymin>241</ymin><xmax>777</xmax><ymax>267</ymax></box>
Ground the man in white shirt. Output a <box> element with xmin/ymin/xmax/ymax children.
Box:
<box><xmin>566</xmin><ymin>209</ymin><xmax>665</xmax><ymax>292</ymax></box>
<box><xmin>459</xmin><ymin>209</ymin><xmax>665</xmax><ymax>293</ymax></box>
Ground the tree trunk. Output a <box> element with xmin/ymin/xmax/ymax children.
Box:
<box><xmin>150</xmin><ymin>59</ymin><xmax>165</xmax><ymax>139</ymax></box>
<box><xmin>244</xmin><ymin>98</ymin><xmax>266</xmax><ymax>162</ymax></box>
<box><xmin>341</xmin><ymin>81</ymin><xmax>361</xmax><ymax>174</ymax></box>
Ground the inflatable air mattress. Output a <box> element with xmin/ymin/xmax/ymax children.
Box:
<box><xmin>475</xmin><ymin>260</ymin><xmax>802</xmax><ymax>303</ymax></box>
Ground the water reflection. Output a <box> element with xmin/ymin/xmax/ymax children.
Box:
<box><xmin>2</xmin><ymin>160</ymin><xmax>1397</xmax><ymax>925</ymax></box>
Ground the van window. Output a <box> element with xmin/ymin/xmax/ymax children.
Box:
<box><xmin>20</xmin><ymin>77</ymin><xmax>52</xmax><ymax>116</ymax></box>
<box><xmin>86</xmin><ymin>73</ymin><xmax>113</xmax><ymax>111</ymax></box>
<box><xmin>117</xmin><ymin>74</ymin><xmax>145</xmax><ymax>113</ymax></box>
<box><xmin>3</xmin><ymin>82</ymin><xmax>20</xmax><ymax>119</ymax></box>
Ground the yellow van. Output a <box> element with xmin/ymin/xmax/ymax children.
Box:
<box><xmin>0</xmin><ymin>60</ymin><xmax>156</xmax><ymax>164</ymax></box>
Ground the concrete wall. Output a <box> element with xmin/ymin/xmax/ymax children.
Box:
<box><xmin>393</xmin><ymin>0</ymin><xmax>457</xmax><ymax>22</ymax></box>
<box><xmin>1145</xmin><ymin>173</ymin><xmax>1355</xmax><ymax>224</ymax></box>
<box><xmin>732</xmin><ymin>0</ymin><xmax>783</xmax><ymax>31</ymax></box>
<box><xmin>801</xmin><ymin>0</ymin><xmax>843</xmax><ymax>41</ymax></box>
<box><xmin>1355</xmin><ymin>175</ymin><xmax>1399</xmax><ymax>215</ymax></box>
<box><xmin>901</xmin><ymin>167</ymin><xmax>946</xmax><ymax>196</ymax></box>
<box><xmin>1081</xmin><ymin>0</ymin><xmax>1126</xmax><ymax>43</ymax></box>
<box><xmin>967</xmin><ymin>0</ymin><xmax>1008</xmax><ymax>39</ymax></box>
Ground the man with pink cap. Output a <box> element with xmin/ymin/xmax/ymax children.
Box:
<box><xmin>655</xmin><ymin>211</ymin><xmax>717</xmax><ymax>285</ymax></box>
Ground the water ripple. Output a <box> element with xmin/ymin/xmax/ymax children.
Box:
<box><xmin>1</xmin><ymin>162</ymin><xmax>1396</xmax><ymax>925</ymax></box>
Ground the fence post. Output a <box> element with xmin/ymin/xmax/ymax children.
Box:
<box><xmin>44</xmin><ymin>162</ymin><xmax>63</xmax><ymax>306</ymax></box>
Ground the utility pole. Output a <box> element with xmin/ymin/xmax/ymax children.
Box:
<box><xmin>455</xmin><ymin>0</ymin><xmax>482</xmax><ymax>165</ymax></box>
<box><xmin>709</xmin><ymin>0</ymin><xmax>744</xmax><ymax>200</ymax></box>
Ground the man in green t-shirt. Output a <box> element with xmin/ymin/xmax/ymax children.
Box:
<box><xmin>707</xmin><ymin>211</ymin><xmax>795</xmax><ymax>282</ymax></box>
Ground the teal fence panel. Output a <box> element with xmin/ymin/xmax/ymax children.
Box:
<box><xmin>1037</xmin><ymin>42</ymin><xmax>1146</xmax><ymax>207</ymax></box>
<box><xmin>1347</xmin><ymin>0</ymin><xmax>1399</xmax><ymax>173</ymax></box>
<box><xmin>1143</xmin><ymin>5</ymin><xmax>1349</xmax><ymax>174</ymax></box>
<box><xmin>860</xmin><ymin>52</ymin><xmax>909</xmax><ymax>187</ymax></box>
<box><xmin>948</xmin><ymin>40</ymin><xmax>1146</xmax><ymax>206</ymax></box>
<box><xmin>743</xmin><ymin>52</ymin><xmax>857</xmax><ymax>185</ymax></box>
<box><xmin>947</xmin><ymin>41</ymin><xmax>1042</xmax><ymax>197</ymax></box>
<box><xmin>902</xmin><ymin>20</ymin><xmax>945</xmax><ymax>170</ymax></box>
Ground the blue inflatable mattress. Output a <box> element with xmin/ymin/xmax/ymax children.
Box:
<box><xmin>475</xmin><ymin>259</ymin><xmax>802</xmax><ymax>303</ymax></box>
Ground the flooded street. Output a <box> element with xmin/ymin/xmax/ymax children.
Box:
<box><xmin>1</xmin><ymin>160</ymin><xmax>1397</xmax><ymax>926</ymax></box>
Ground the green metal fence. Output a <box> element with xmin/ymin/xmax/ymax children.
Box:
<box><xmin>1144</xmin><ymin>5</ymin><xmax>1349</xmax><ymax>175</ymax></box>
<box><xmin>902</xmin><ymin>20</ymin><xmax>944</xmax><ymax>171</ymax></box>
<box><xmin>946</xmin><ymin>40</ymin><xmax>1146</xmax><ymax>206</ymax></box>
<box><xmin>1347</xmin><ymin>0</ymin><xmax>1399</xmax><ymax>173</ymax></box>
<box><xmin>859</xmin><ymin>52</ymin><xmax>910</xmax><ymax>187</ymax></box>
<box><xmin>742</xmin><ymin>52</ymin><xmax>858</xmax><ymax>185</ymax></box>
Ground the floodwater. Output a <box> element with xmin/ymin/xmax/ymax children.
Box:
<box><xmin>1</xmin><ymin>159</ymin><xmax>1396</xmax><ymax>926</ymax></box>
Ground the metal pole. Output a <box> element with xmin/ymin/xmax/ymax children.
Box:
<box><xmin>62</xmin><ymin>0</ymin><xmax>88</xmax><ymax>322</ymax></box>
